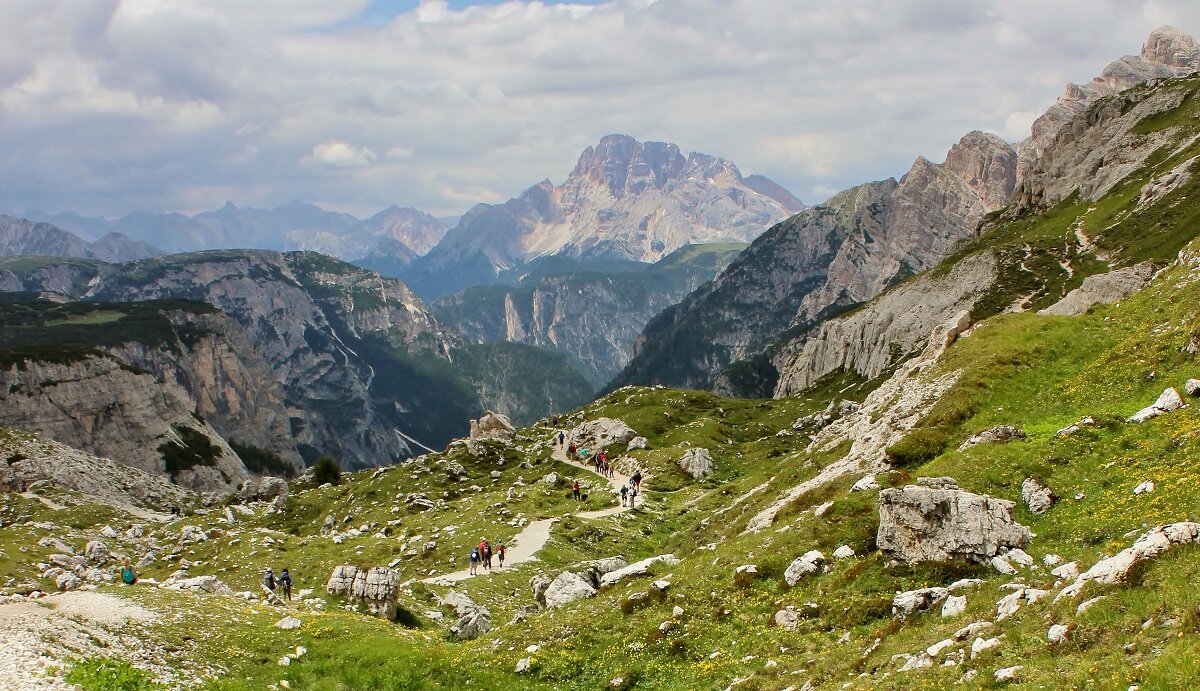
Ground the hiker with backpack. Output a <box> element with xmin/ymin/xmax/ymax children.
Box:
<box><xmin>631</xmin><ymin>470</ymin><xmax>642</xmax><ymax>490</ymax></box>
<box><xmin>480</xmin><ymin>538</ymin><xmax>492</xmax><ymax>570</ymax></box>
<box><xmin>568</xmin><ymin>441</ymin><xmax>577</xmax><ymax>456</ymax></box>
<box><xmin>120</xmin><ymin>559</ymin><xmax>138</xmax><ymax>586</ymax></box>
<box><xmin>263</xmin><ymin>567</ymin><xmax>276</xmax><ymax>592</ymax></box>
<box><xmin>620</xmin><ymin>484</ymin><xmax>628</xmax><ymax>507</ymax></box>
<box><xmin>278</xmin><ymin>568</ymin><xmax>293</xmax><ymax>601</ymax></box>
<box><xmin>496</xmin><ymin>541</ymin><xmax>505</xmax><ymax>567</ymax></box>
<box><xmin>558</xmin><ymin>431</ymin><xmax>565</xmax><ymax>447</ymax></box>
<box><xmin>469</xmin><ymin>546</ymin><xmax>480</xmax><ymax>575</ymax></box>
<box><xmin>630</xmin><ymin>485</ymin><xmax>639</xmax><ymax>507</ymax></box>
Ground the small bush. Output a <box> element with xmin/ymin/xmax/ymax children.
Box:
<box><xmin>65</xmin><ymin>657</ymin><xmax>160</xmax><ymax>690</ymax></box>
<box><xmin>313</xmin><ymin>454</ymin><xmax>342</xmax><ymax>486</ymax></box>
<box><xmin>885</xmin><ymin>428</ymin><xmax>949</xmax><ymax>468</ymax></box>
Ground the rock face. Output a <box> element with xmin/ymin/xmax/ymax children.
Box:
<box><xmin>614</xmin><ymin>131</ymin><xmax>1016</xmax><ymax>393</ymax></box>
<box><xmin>568</xmin><ymin>418</ymin><xmax>637</xmax><ymax>450</ymax></box>
<box><xmin>877</xmin><ymin>482</ymin><xmax>1032</xmax><ymax>563</ymax></box>
<box><xmin>774</xmin><ymin>252</ymin><xmax>997</xmax><ymax>396</ymax></box>
<box><xmin>326</xmin><ymin>565</ymin><xmax>402</xmax><ymax>620</ymax></box>
<box><xmin>0</xmin><ymin>429</ymin><xmax>192</xmax><ymax>510</ymax></box>
<box><xmin>1039</xmin><ymin>263</ymin><xmax>1156</xmax><ymax>316</ymax></box>
<box><xmin>0</xmin><ymin>352</ymin><xmax>254</xmax><ymax>493</ymax></box>
<box><xmin>0</xmin><ymin>250</ymin><xmax>483</xmax><ymax>469</ymax></box>
<box><xmin>433</xmin><ymin>244</ymin><xmax>744</xmax><ymax>386</ymax></box>
<box><xmin>403</xmin><ymin>134</ymin><xmax>801</xmax><ymax>299</ymax></box>
<box><xmin>678</xmin><ymin>448</ymin><xmax>715</xmax><ymax>480</ymax></box>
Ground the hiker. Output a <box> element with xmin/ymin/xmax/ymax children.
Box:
<box><xmin>553</xmin><ymin>416</ymin><xmax>559</xmax><ymax>427</ymax></box>
<box><xmin>558</xmin><ymin>430</ymin><xmax>565</xmax><ymax>447</ymax></box>
<box><xmin>573</xmin><ymin>479</ymin><xmax>581</xmax><ymax>501</ymax></box>
<box><xmin>620</xmin><ymin>484</ymin><xmax>628</xmax><ymax>506</ymax></box>
<box><xmin>631</xmin><ymin>470</ymin><xmax>642</xmax><ymax>490</ymax></box>
<box><xmin>120</xmin><ymin>559</ymin><xmax>138</xmax><ymax>586</ymax></box>
<box><xmin>630</xmin><ymin>485</ymin><xmax>638</xmax><ymax>507</ymax></box>
<box><xmin>263</xmin><ymin>567</ymin><xmax>276</xmax><ymax>592</ymax></box>
<box><xmin>278</xmin><ymin>568</ymin><xmax>293</xmax><ymax>601</ymax></box>
<box><xmin>496</xmin><ymin>541</ymin><xmax>505</xmax><ymax>567</ymax></box>
<box><xmin>469</xmin><ymin>546</ymin><xmax>480</xmax><ymax>575</ymax></box>
<box><xmin>568</xmin><ymin>441</ymin><xmax>577</xmax><ymax>456</ymax></box>
<box><xmin>481</xmin><ymin>538</ymin><xmax>492</xmax><ymax>570</ymax></box>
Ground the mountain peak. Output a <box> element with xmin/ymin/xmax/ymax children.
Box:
<box><xmin>1142</xmin><ymin>25</ymin><xmax>1200</xmax><ymax>70</ymax></box>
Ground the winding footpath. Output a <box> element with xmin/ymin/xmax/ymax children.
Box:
<box><xmin>425</xmin><ymin>442</ymin><xmax>639</xmax><ymax>584</ymax></box>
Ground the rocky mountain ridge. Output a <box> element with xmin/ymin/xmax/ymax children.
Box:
<box><xmin>611</xmin><ymin>130</ymin><xmax>1017</xmax><ymax>394</ymax></box>
<box><xmin>402</xmin><ymin>134</ymin><xmax>802</xmax><ymax>299</ymax></box>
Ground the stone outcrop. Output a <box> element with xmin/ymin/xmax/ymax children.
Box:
<box><xmin>1039</xmin><ymin>263</ymin><xmax>1156</xmax><ymax>316</ymax></box>
<box><xmin>598</xmin><ymin>554</ymin><xmax>680</xmax><ymax>587</ymax></box>
<box><xmin>1185</xmin><ymin>379</ymin><xmax>1200</xmax><ymax>397</ymax></box>
<box><xmin>469</xmin><ymin>411</ymin><xmax>516</xmax><ymax>441</ymax></box>
<box><xmin>326</xmin><ymin>565</ymin><xmax>402</xmax><ymax>620</ymax></box>
<box><xmin>542</xmin><ymin>571</ymin><xmax>597</xmax><ymax>609</ymax></box>
<box><xmin>238</xmin><ymin>477</ymin><xmax>289</xmax><ymax>502</ymax></box>
<box><xmin>678</xmin><ymin>448</ymin><xmax>715</xmax><ymax>480</ymax></box>
<box><xmin>1058</xmin><ymin>522</ymin><xmax>1200</xmax><ymax>600</ymax></box>
<box><xmin>568</xmin><ymin>418</ymin><xmax>637</xmax><ymax>450</ymax></box>
<box><xmin>877</xmin><ymin>481</ymin><xmax>1032</xmax><ymax>563</ymax></box>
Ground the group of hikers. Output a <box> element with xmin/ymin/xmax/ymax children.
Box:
<box><xmin>468</xmin><ymin>537</ymin><xmax>505</xmax><ymax>575</ymax></box>
<box><xmin>553</xmin><ymin>419</ymin><xmax>646</xmax><ymax>509</ymax></box>
<box><xmin>619</xmin><ymin>470</ymin><xmax>644</xmax><ymax>507</ymax></box>
<box><xmin>262</xmin><ymin>566</ymin><xmax>294</xmax><ymax>600</ymax></box>
<box><xmin>565</xmin><ymin>440</ymin><xmax>616</xmax><ymax>478</ymax></box>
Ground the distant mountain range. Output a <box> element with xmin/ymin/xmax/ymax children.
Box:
<box><xmin>1</xmin><ymin>214</ymin><xmax>163</xmax><ymax>263</ymax></box>
<box><xmin>14</xmin><ymin>134</ymin><xmax>802</xmax><ymax>303</ymax></box>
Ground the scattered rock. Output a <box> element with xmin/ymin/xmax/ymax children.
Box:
<box><xmin>541</xmin><ymin>473</ymin><xmax>559</xmax><ymax>486</ymax></box>
<box><xmin>1185</xmin><ymin>379</ymin><xmax>1200</xmax><ymax>397</ymax></box>
<box><xmin>1055</xmin><ymin>416</ymin><xmax>1097</xmax><ymax>437</ymax></box>
<box><xmin>970</xmin><ymin>636</ymin><xmax>1002</xmax><ymax>658</ymax></box>
<box><xmin>444</xmin><ymin>462</ymin><xmax>467</xmax><ymax>479</ymax></box>
<box><xmin>953</xmin><ymin>621</ymin><xmax>992</xmax><ymax>641</ymax></box>
<box><xmin>926</xmin><ymin>638</ymin><xmax>956</xmax><ymax>658</ymax></box>
<box><xmin>892</xmin><ymin>587</ymin><xmax>949</xmax><ymax>619</ymax></box>
<box><xmin>84</xmin><ymin>540</ymin><xmax>110</xmax><ymax>564</ymax></box>
<box><xmin>451</xmin><ymin>609</ymin><xmax>492</xmax><ymax>640</ymax></box>
<box><xmin>959</xmin><ymin>425</ymin><xmax>1025</xmax><ymax>450</ymax></box>
<box><xmin>56</xmin><ymin>572</ymin><xmax>81</xmax><ymax>592</ymax></box>
<box><xmin>941</xmin><ymin>595</ymin><xmax>966</xmax><ymax>618</ymax></box>
<box><xmin>515</xmin><ymin>657</ymin><xmax>532</xmax><ymax>674</ymax></box>
<box><xmin>678</xmin><ymin>448</ymin><xmax>715</xmax><ymax>480</ymax></box>
<box><xmin>1051</xmin><ymin>562</ymin><xmax>1079</xmax><ymax>580</ymax></box>
<box><xmin>163</xmin><ymin>575</ymin><xmax>234</xmax><ymax>596</ymax></box>
<box><xmin>275</xmin><ymin>616</ymin><xmax>302</xmax><ymax>630</ymax></box>
<box><xmin>1076</xmin><ymin>597</ymin><xmax>1105</xmax><ymax>615</ymax></box>
<box><xmin>898</xmin><ymin>653</ymin><xmax>933</xmax><ymax>672</ymax></box>
<box><xmin>1058</xmin><ymin>522</ymin><xmax>1200</xmax><ymax>600</ymax></box>
<box><xmin>1128</xmin><ymin>387</ymin><xmax>1186</xmax><ymax>423</ymax></box>
<box><xmin>179</xmin><ymin>526</ymin><xmax>208</xmax><ymax>544</ymax></box>
<box><xmin>99</xmin><ymin>525</ymin><xmax>118</xmax><ymax>539</ymax></box>
<box><xmin>996</xmin><ymin>587</ymin><xmax>1048</xmax><ymax>620</ymax></box>
<box><xmin>851</xmin><ymin>475</ymin><xmax>880</xmax><ymax>492</ymax></box>
<box><xmin>877</xmin><ymin>483</ymin><xmax>1031</xmax><ymax>563</ymax></box>
<box><xmin>1048</xmin><ymin>624</ymin><xmax>1070</xmax><ymax>644</ymax></box>
<box><xmin>1021</xmin><ymin>477</ymin><xmax>1057</xmax><ymax>514</ymax></box>
<box><xmin>783</xmin><ymin>550</ymin><xmax>826</xmax><ymax>586</ymax></box>
<box><xmin>1133</xmin><ymin>480</ymin><xmax>1156</xmax><ymax>495</ymax></box>
<box><xmin>832</xmin><ymin>545</ymin><xmax>855</xmax><ymax>560</ymax></box>
<box><xmin>627</xmin><ymin>436</ymin><xmax>648</xmax><ymax>451</ymax></box>
<box><xmin>733</xmin><ymin>565</ymin><xmax>759</xmax><ymax>588</ymax></box>
<box><xmin>994</xmin><ymin>665</ymin><xmax>1022</xmax><ymax>682</ymax></box>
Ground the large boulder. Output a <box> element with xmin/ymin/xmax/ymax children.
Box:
<box><xmin>678</xmin><ymin>448</ymin><xmax>715</xmax><ymax>480</ymax></box>
<box><xmin>326</xmin><ymin>565</ymin><xmax>402</xmax><ymax>620</ymax></box>
<box><xmin>239</xmin><ymin>476</ymin><xmax>289</xmax><ymax>502</ymax></box>
<box><xmin>451</xmin><ymin>609</ymin><xmax>492</xmax><ymax>640</ymax></box>
<box><xmin>574</xmin><ymin>557</ymin><xmax>629</xmax><ymax>588</ymax></box>
<box><xmin>1184</xmin><ymin>379</ymin><xmax>1200</xmax><ymax>397</ymax></box>
<box><xmin>568</xmin><ymin>418</ymin><xmax>637</xmax><ymax>450</ymax></box>
<box><xmin>543</xmin><ymin>571</ymin><xmax>597</xmax><ymax>609</ymax></box>
<box><xmin>84</xmin><ymin>540</ymin><xmax>110</xmax><ymax>564</ymax></box>
<box><xmin>877</xmin><ymin>481</ymin><xmax>1032</xmax><ymax>563</ymax></box>
<box><xmin>470</xmin><ymin>411</ymin><xmax>516</xmax><ymax>441</ymax></box>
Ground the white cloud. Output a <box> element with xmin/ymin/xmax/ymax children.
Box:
<box><xmin>3</xmin><ymin>0</ymin><xmax>1200</xmax><ymax>217</ymax></box>
<box><xmin>309</xmin><ymin>139</ymin><xmax>377</xmax><ymax>167</ymax></box>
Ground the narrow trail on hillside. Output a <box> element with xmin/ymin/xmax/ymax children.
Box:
<box><xmin>424</xmin><ymin>441</ymin><xmax>640</xmax><ymax>584</ymax></box>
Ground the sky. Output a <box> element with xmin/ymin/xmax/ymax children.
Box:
<box><xmin>4</xmin><ymin>0</ymin><xmax>1200</xmax><ymax>219</ymax></box>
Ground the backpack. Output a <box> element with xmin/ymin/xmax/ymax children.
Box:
<box><xmin>121</xmin><ymin>567</ymin><xmax>136</xmax><ymax>585</ymax></box>
<box><xmin>471</xmin><ymin>548</ymin><xmax>479</xmax><ymax>560</ymax></box>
